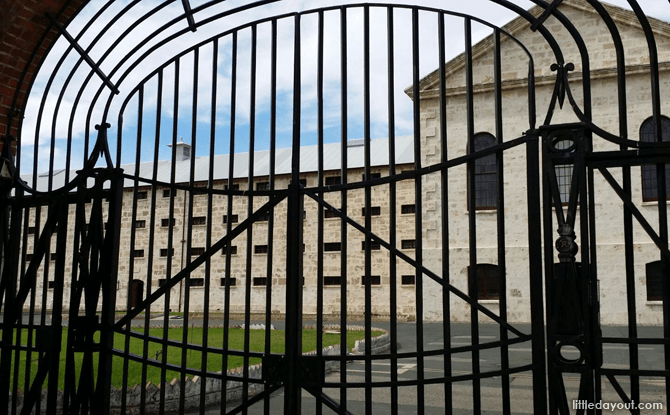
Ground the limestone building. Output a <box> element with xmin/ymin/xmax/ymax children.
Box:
<box><xmin>18</xmin><ymin>0</ymin><xmax>670</xmax><ymax>325</ymax></box>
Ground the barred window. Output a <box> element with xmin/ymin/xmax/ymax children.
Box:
<box><xmin>136</xmin><ymin>191</ymin><xmax>148</xmax><ymax>200</ymax></box>
<box><xmin>254</xmin><ymin>245</ymin><xmax>268</xmax><ymax>254</ymax></box>
<box><xmin>191</xmin><ymin>216</ymin><xmax>206</xmax><ymax>226</ymax></box>
<box><xmin>401</xmin><ymin>204</ymin><xmax>416</xmax><ymax>214</ymax></box>
<box><xmin>163</xmin><ymin>189</ymin><xmax>171</xmax><ymax>197</ymax></box>
<box><xmin>189</xmin><ymin>278</ymin><xmax>204</xmax><ymax>287</ymax></box>
<box><xmin>325</xmin><ymin>176</ymin><xmax>341</xmax><ymax>185</ymax></box>
<box><xmin>191</xmin><ymin>247</ymin><xmax>205</xmax><ymax>256</ymax></box>
<box><xmin>134</xmin><ymin>220</ymin><xmax>146</xmax><ymax>229</ymax></box>
<box><xmin>222</xmin><ymin>246</ymin><xmax>238</xmax><ymax>255</ymax></box>
<box><xmin>253</xmin><ymin>277</ymin><xmax>267</xmax><ymax>286</ymax></box>
<box><xmin>469</xmin><ymin>133</ymin><xmax>498</xmax><ymax>209</ymax></box>
<box><xmin>324</xmin><ymin>276</ymin><xmax>341</xmax><ymax>286</ymax></box>
<box><xmin>640</xmin><ymin>116</ymin><xmax>670</xmax><ymax>202</ymax></box>
<box><xmin>401</xmin><ymin>275</ymin><xmax>415</xmax><ymax>285</ymax></box>
<box><xmin>160</xmin><ymin>248</ymin><xmax>174</xmax><ymax>257</ymax></box>
<box><xmin>324</xmin><ymin>242</ymin><xmax>341</xmax><ymax>252</ymax></box>
<box><xmin>256</xmin><ymin>182</ymin><xmax>270</xmax><ymax>191</ymax></box>
<box><xmin>361</xmin><ymin>241</ymin><xmax>381</xmax><ymax>251</ymax></box>
<box><xmin>361</xmin><ymin>275</ymin><xmax>381</xmax><ymax>285</ymax></box>
<box><xmin>401</xmin><ymin>239</ymin><xmax>416</xmax><ymax>250</ymax></box>
<box><xmin>361</xmin><ymin>206</ymin><xmax>381</xmax><ymax>216</ymax></box>
<box><xmin>467</xmin><ymin>264</ymin><xmax>500</xmax><ymax>300</ymax></box>
<box><xmin>220</xmin><ymin>277</ymin><xmax>237</xmax><ymax>287</ymax></box>
<box><xmin>324</xmin><ymin>209</ymin><xmax>338</xmax><ymax>218</ymax></box>
<box><xmin>132</xmin><ymin>249</ymin><xmax>145</xmax><ymax>258</ymax></box>
<box><xmin>223</xmin><ymin>214</ymin><xmax>238</xmax><ymax>224</ymax></box>
<box><xmin>225</xmin><ymin>183</ymin><xmax>240</xmax><ymax>191</ymax></box>
<box><xmin>161</xmin><ymin>218</ymin><xmax>175</xmax><ymax>227</ymax></box>
<box><xmin>362</xmin><ymin>172</ymin><xmax>381</xmax><ymax>180</ymax></box>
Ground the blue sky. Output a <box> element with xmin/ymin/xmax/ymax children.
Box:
<box><xmin>17</xmin><ymin>0</ymin><xmax>670</xmax><ymax>177</ymax></box>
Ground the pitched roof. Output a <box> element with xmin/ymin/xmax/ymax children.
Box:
<box><xmin>406</xmin><ymin>0</ymin><xmax>670</xmax><ymax>99</ymax></box>
<box><xmin>22</xmin><ymin>136</ymin><xmax>416</xmax><ymax>192</ymax></box>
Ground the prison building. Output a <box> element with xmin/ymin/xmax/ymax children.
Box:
<box><xmin>15</xmin><ymin>0</ymin><xmax>670</xmax><ymax>325</ymax></box>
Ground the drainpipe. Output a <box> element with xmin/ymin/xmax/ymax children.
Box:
<box><xmin>178</xmin><ymin>188</ymin><xmax>187</xmax><ymax>313</ymax></box>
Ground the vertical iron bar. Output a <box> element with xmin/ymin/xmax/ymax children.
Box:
<box><xmin>528</xmin><ymin>130</ymin><xmax>548</xmax><ymax>415</ymax></box>
<box><xmin>387</xmin><ymin>7</ymin><xmax>399</xmax><ymax>415</ymax></box>
<box><xmin>122</xmin><ymin>85</ymin><xmax>145</xmax><ymax>415</ymax></box>
<box><xmin>179</xmin><ymin>47</ymin><xmax>200</xmax><ymax>415</ymax></box>
<box><xmin>284</xmin><ymin>13</ymin><xmax>303</xmax><ymax>415</ymax></box>
<box><xmin>141</xmin><ymin>69</ymin><xmax>164</xmax><ymax>415</ymax></box>
<box><xmin>363</xmin><ymin>6</ymin><xmax>373</xmax><ymax>415</ymax></box>
<box><xmin>221</xmin><ymin>31</ymin><xmax>238</xmax><ymax>415</ymax></box>
<box><xmin>200</xmin><ymin>38</ymin><xmax>218</xmax><ymax>415</ymax></box>
<box><xmin>316</xmin><ymin>10</ymin><xmax>325</xmax><ymax>415</ymax></box>
<box><xmin>160</xmin><ymin>58</ymin><xmax>180</xmax><ymax>415</ymax></box>
<box><xmin>412</xmin><ymin>8</ymin><xmax>425</xmax><ymax>413</ymax></box>
<box><xmin>437</xmin><ymin>11</ymin><xmax>452</xmax><ymax>415</ymax></box>
<box><xmin>243</xmin><ymin>25</ymin><xmax>258</xmax><ymax>414</ymax></box>
<box><xmin>493</xmin><ymin>28</ymin><xmax>511</xmax><ymax>415</ymax></box>
<box><xmin>464</xmin><ymin>18</ymin><xmax>480</xmax><ymax>415</ymax></box>
<box><xmin>264</xmin><ymin>21</ymin><xmax>278</xmax><ymax>415</ymax></box>
<box><xmin>339</xmin><ymin>7</ymin><xmax>349</xmax><ymax>412</ymax></box>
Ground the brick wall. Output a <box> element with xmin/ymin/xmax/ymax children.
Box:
<box><xmin>0</xmin><ymin>0</ymin><xmax>89</xmax><ymax>152</ymax></box>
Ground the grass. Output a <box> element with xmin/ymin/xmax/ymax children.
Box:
<box><xmin>4</xmin><ymin>327</ymin><xmax>382</xmax><ymax>390</ymax></box>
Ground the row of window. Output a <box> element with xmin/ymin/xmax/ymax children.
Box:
<box><xmin>130</xmin><ymin>240</ymin><xmax>418</xmax><ymax>259</ymax></box>
<box><xmin>132</xmin><ymin>173</ymin><xmax>387</xmax><ymax>200</ymax></box>
<box><xmin>152</xmin><ymin>275</ymin><xmax>416</xmax><ymax>288</ymax></box>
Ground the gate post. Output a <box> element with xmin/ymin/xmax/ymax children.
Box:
<box><xmin>284</xmin><ymin>181</ymin><xmax>304</xmax><ymax>414</ymax></box>
<box><xmin>526</xmin><ymin>130</ymin><xmax>548</xmax><ymax>414</ymax></box>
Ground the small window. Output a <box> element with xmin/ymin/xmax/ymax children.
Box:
<box><xmin>220</xmin><ymin>277</ymin><xmax>237</xmax><ymax>287</ymax></box>
<box><xmin>361</xmin><ymin>206</ymin><xmax>381</xmax><ymax>216</ymax></box>
<box><xmin>401</xmin><ymin>275</ymin><xmax>416</xmax><ymax>285</ymax></box>
<box><xmin>163</xmin><ymin>189</ymin><xmax>171</xmax><ymax>198</ymax></box>
<box><xmin>255</xmin><ymin>245</ymin><xmax>268</xmax><ymax>254</ymax></box>
<box><xmin>646</xmin><ymin>261</ymin><xmax>664</xmax><ymax>301</ymax></box>
<box><xmin>136</xmin><ymin>191</ymin><xmax>148</xmax><ymax>200</ymax></box>
<box><xmin>324</xmin><ymin>242</ymin><xmax>342</xmax><ymax>252</ymax></box>
<box><xmin>225</xmin><ymin>183</ymin><xmax>240</xmax><ymax>191</ymax></box>
<box><xmin>223</xmin><ymin>214</ymin><xmax>238</xmax><ymax>224</ymax></box>
<box><xmin>361</xmin><ymin>241</ymin><xmax>381</xmax><ymax>251</ymax></box>
<box><xmin>47</xmin><ymin>281</ymin><xmax>56</xmax><ymax>289</ymax></box>
<box><xmin>132</xmin><ymin>249</ymin><xmax>145</xmax><ymax>258</ymax></box>
<box><xmin>302</xmin><ymin>210</ymin><xmax>306</xmax><ymax>220</ymax></box>
<box><xmin>134</xmin><ymin>220</ymin><xmax>146</xmax><ymax>229</ymax></box>
<box><xmin>191</xmin><ymin>247</ymin><xmax>205</xmax><ymax>256</ymax></box>
<box><xmin>191</xmin><ymin>216</ymin><xmax>206</xmax><ymax>226</ymax></box>
<box><xmin>401</xmin><ymin>240</ymin><xmax>416</xmax><ymax>249</ymax></box>
<box><xmin>158</xmin><ymin>278</ymin><xmax>167</xmax><ymax>286</ymax></box>
<box><xmin>257</xmin><ymin>212</ymin><xmax>271</xmax><ymax>222</ymax></box>
<box><xmin>324</xmin><ymin>209</ymin><xmax>338</xmax><ymax>219</ymax></box>
<box><xmin>27</xmin><ymin>226</ymin><xmax>36</xmax><ymax>235</ymax></box>
<box><xmin>189</xmin><ymin>278</ymin><xmax>204</xmax><ymax>287</ymax></box>
<box><xmin>222</xmin><ymin>246</ymin><xmax>238</xmax><ymax>255</ymax></box>
<box><xmin>325</xmin><ymin>176</ymin><xmax>341</xmax><ymax>185</ymax></box>
<box><xmin>290</xmin><ymin>178</ymin><xmax>307</xmax><ymax>187</ymax></box>
<box><xmin>361</xmin><ymin>275</ymin><xmax>381</xmax><ymax>285</ymax></box>
<box><xmin>253</xmin><ymin>277</ymin><xmax>267</xmax><ymax>286</ymax></box>
<box><xmin>362</xmin><ymin>172</ymin><xmax>381</xmax><ymax>180</ymax></box>
<box><xmin>256</xmin><ymin>182</ymin><xmax>270</xmax><ymax>191</ymax></box>
<box><xmin>640</xmin><ymin>116</ymin><xmax>670</xmax><ymax>201</ymax></box>
<box><xmin>25</xmin><ymin>253</ymin><xmax>34</xmax><ymax>262</ymax></box>
<box><xmin>324</xmin><ymin>276</ymin><xmax>341</xmax><ymax>286</ymax></box>
<box><xmin>161</xmin><ymin>218</ymin><xmax>175</xmax><ymax>227</ymax></box>
<box><xmin>467</xmin><ymin>264</ymin><xmax>500</xmax><ymax>300</ymax></box>
<box><xmin>401</xmin><ymin>204</ymin><xmax>416</xmax><ymax>214</ymax></box>
<box><xmin>160</xmin><ymin>248</ymin><xmax>174</xmax><ymax>257</ymax></box>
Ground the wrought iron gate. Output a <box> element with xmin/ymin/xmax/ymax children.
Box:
<box><xmin>1</xmin><ymin>1</ymin><xmax>669</xmax><ymax>414</ymax></box>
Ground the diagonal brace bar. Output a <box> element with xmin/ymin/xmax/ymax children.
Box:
<box><xmin>181</xmin><ymin>0</ymin><xmax>197</xmax><ymax>32</ymax></box>
<box><xmin>115</xmin><ymin>195</ymin><xmax>286</xmax><ymax>328</ymax></box>
<box><xmin>303</xmin><ymin>189</ymin><xmax>526</xmax><ymax>338</ymax></box>
<box><xmin>46</xmin><ymin>13</ymin><xmax>120</xmax><ymax>95</ymax></box>
<box><xmin>599</xmin><ymin>167</ymin><xmax>670</xmax><ymax>262</ymax></box>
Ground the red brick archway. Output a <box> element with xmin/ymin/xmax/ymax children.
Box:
<box><xmin>0</xmin><ymin>0</ymin><xmax>89</xmax><ymax>151</ymax></box>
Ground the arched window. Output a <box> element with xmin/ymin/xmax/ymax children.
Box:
<box><xmin>467</xmin><ymin>264</ymin><xmax>500</xmax><ymax>300</ymax></box>
<box><xmin>469</xmin><ymin>133</ymin><xmax>498</xmax><ymax>209</ymax></box>
<box><xmin>640</xmin><ymin>116</ymin><xmax>670</xmax><ymax>201</ymax></box>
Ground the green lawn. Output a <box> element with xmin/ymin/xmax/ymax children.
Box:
<box><xmin>4</xmin><ymin>327</ymin><xmax>381</xmax><ymax>390</ymax></box>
